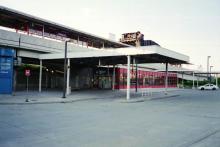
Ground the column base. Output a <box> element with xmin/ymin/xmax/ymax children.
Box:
<box><xmin>66</xmin><ymin>87</ymin><xmax>71</xmax><ymax>95</ymax></box>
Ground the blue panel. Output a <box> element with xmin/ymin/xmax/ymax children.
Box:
<box><xmin>0</xmin><ymin>48</ymin><xmax>14</xmax><ymax>94</ymax></box>
<box><xmin>0</xmin><ymin>57</ymin><xmax>13</xmax><ymax>78</ymax></box>
<box><xmin>0</xmin><ymin>48</ymin><xmax>15</xmax><ymax>57</ymax></box>
<box><xmin>0</xmin><ymin>78</ymin><xmax>12</xmax><ymax>94</ymax></box>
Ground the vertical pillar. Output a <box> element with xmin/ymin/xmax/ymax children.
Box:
<box><xmin>62</xmin><ymin>41</ymin><xmax>68</xmax><ymax>98</ymax></box>
<box><xmin>192</xmin><ymin>72</ymin><xmax>195</xmax><ymax>89</ymax></box>
<box><xmin>26</xmin><ymin>23</ymin><xmax>29</xmax><ymax>35</ymax></box>
<box><xmin>42</xmin><ymin>25</ymin><xmax>44</xmax><ymax>38</ymax></box>
<box><xmin>197</xmin><ymin>76</ymin><xmax>199</xmax><ymax>88</ymax></box>
<box><xmin>165</xmin><ymin>62</ymin><xmax>168</xmax><ymax>94</ymax></box>
<box><xmin>182</xmin><ymin>72</ymin><xmax>184</xmax><ymax>88</ymax></box>
<box><xmin>135</xmin><ymin>61</ymin><xmax>138</xmax><ymax>92</ymax></box>
<box><xmin>133</xmin><ymin>58</ymin><xmax>138</xmax><ymax>92</ymax></box>
<box><xmin>45</xmin><ymin>69</ymin><xmax>48</xmax><ymax>89</ymax></box>
<box><xmin>39</xmin><ymin>59</ymin><xmax>42</xmax><ymax>92</ymax></box>
<box><xmin>108</xmin><ymin>65</ymin><xmax>110</xmax><ymax>89</ymax></box>
<box><xmin>177</xmin><ymin>73</ymin><xmax>179</xmax><ymax>88</ymax></box>
<box><xmin>66</xmin><ymin>58</ymin><xmax>71</xmax><ymax>95</ymax></box>
<box><xmin>127</xmin><ymin>55</ymin><xmax>131</xmax><ymax>100</ymax></box>
<box><xmin>112</xmin><ymin>65</ymin><xmax>115</xmax><ymax>90</ymax></box>
<box><xmin>103</xmin><ymin>42</ymin><xmax>105</xmax><ymax>48</ymax></box>
<box><xmin>98</xmin><ymin>59</ymin><xmax>101</xmax><ymax>66</ymax></box>
<box><xmin>216</xmin><ymin>74</ymin><xmax>218</xmax><ymax>86</ymax></box>
<box><xmin>19</xmin><ymin>35</ymin><xmax>21</xmax><ymax>47</ymax></box>
<box><xmin>207</xmin><ymin>56</ymin><xmax>210</xmax><ymax>80</ymax></box>
<box><xmin>77</xmin><ymin>36</ymin><xmax>79</xmax><ymax>46</ymax></box>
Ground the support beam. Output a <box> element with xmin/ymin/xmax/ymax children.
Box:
<box><xmin>66</xmin><ymin>58</ymin><xmax>71</xmax><ymax>95</ymax></box>
<box><xmin>98</xmin><ymin>59</ymin><xmax>101</xmax><ymax>66</ymax></box>
<box><xmin>133</xmin><ymin>58</ymin><xmax>138</xmax><ymax>92</ymax></box>
<box><xmin>177</xmin><ymin>75</ymin><xmax>179</xmax><ymax>88</ymax></box>
<box><xmin>182</xmin><ymin>72</ymin><xmax>184</xmax><ymax>88</ymax></box>
<box><xmin>108</xmin><ymin>65</ymin><xmax>111</xmax><ymax>89</ymax></box>
<box><xmin>45</xmin><ymin>69</ymin><xmax>48</xmax><ymax>89</ymax></box>
<box><xmin>192</xmin><ymin>72</ymin><xmax>195</xmax><ymax>89</ymax></box>
<box><xmin>197</xmin><ymin>77</ymin><xmax>199</xmax><ymax>88</ymax></box>
<box><xmin>42</xmin><ymin>25</ymin><xmax>44</xmax><ymax>38</ymax></box>
<box><xmin>165</xmin><ymin>62</ymin><xmax>168</xmax><ymax>94</ymax></box>
<box><xmin>77</xmin><ymin>36</ymin><xmax>79</xmax><ymax>46</ymax></box>
<box><xmin>39</xmin><ymin>59</ymin><xmax>42</xmax><ymax>92</ymax></box>
<box><xmin>207</xmin><ymin>56</ymin><xmax>211</xmax><ymax>80</ymax></box>
<box><xmin>216</xmin><ymin>74</ymin><xmax>218</xmax><ymax>86</ymax></box>
<box><xmin>62</xmin><ymin>41</ymin><xmax>68</xmax><ymax>98</ymax></box>
<box><xmin>127</xmin><ymin>55</ymin><xmax>131</xmax><ymax>100</ymax></box>
<box><xmin>112</xmin><ymin>65</ymin><xmax>115</xmax><ymax>90</ymax></box>
<box><xmin>135</xmin><ymin>61</ymin><xmax>138</xmax><ymax>93</ymax></box>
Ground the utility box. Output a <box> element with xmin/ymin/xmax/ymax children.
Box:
<box><xmin>0</xmin><ymin>48</ymin><xmax>14</xmax><ymax>94</ymax></box>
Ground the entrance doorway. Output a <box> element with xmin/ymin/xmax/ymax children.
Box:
<box><xmin>94</xmin><ymin>67</ymin><xmax>112</xmax><ymax>89</ymax></box>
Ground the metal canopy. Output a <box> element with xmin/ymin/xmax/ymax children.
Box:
<box><xmin>158</xmin><ymin>70</ymin><xmax>220</xmax><ymax>75</ymax></box>
<box><xmin>194</xmin><ymin>72</ymin><xmax>220</xmax><ymax>74</ymax></box>
<box><xmin>39</xmin><ymin>45</ymin><xmax>189</xmax><ymax>65</ymax></box>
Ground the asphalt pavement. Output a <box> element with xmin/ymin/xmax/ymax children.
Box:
<box><xmin>0</xmin><ymin>89</ymin><xmax>220</xmax><ymax>147</ymax></box>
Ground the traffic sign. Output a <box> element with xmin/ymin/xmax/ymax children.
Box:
<box><xmin>25</xmin><ymin>69</ymin><xmax>31</xmax><ymax>77</ymax></box>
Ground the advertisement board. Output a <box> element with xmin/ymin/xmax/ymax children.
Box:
<box><xmin>0</xmin><ymin>48</ymin><xmax>14</xmax><ymax>94</ymax></box>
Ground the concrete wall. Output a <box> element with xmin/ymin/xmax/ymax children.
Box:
<box><xmin>0</xmin><ymin>29</ymin><xmax>61</xmax><ymax>53</ymax></box>
<box><xmin>0</xmin><ymin>29</ymin><xmax>90</xmax><ymax>58</ymax></box>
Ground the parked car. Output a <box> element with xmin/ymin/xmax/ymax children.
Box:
<box><xmin>198</xmin><ymin>84</ymin><xmax>219</xmax><ymax>90</ymax></box>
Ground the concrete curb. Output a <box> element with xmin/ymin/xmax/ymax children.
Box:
<box><xmin>0</xmin><ymin>92</ymin><xmax>181</xmax><ymax>105</ymax></box>
<box><xmin>113</xmin><ymin>94</ymin><xmax>180</xmax><ymax>103</ymax></box>
<box><xmin>0</xmin><ymin>97</ymin><xmax>107</xmax><ymax>105</ymax></box>
<box><xmin>0</xmin><ymin>94</ymin><xmax>180</xmax><ymax>105</ymax></box>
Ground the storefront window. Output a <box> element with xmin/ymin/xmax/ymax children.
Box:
<box><xmin>116</xmin><ymin>68</ymin><xmax>177</xmax><ymax>89</ymax></box>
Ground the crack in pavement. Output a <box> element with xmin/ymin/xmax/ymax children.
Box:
<box><xmin>186</xmin><ymin>114</ymin><xmax>220</xmax><ymax>120</ymax></box>
<box><xmin>178</xmin><ymin>129</ymin><xmax>220</xmax><ymax>147</ymax></box>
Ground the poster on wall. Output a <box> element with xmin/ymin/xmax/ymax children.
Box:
<box><xmin>0</xmin><ymin>58</ymin><xmax>12</xmax><ymax>76</ymax></box>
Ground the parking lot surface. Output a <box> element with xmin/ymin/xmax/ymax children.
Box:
<box><xmin>1</xmin><ymin>89</ymin><xmax>220</xmax><ymax>147</ymax></box>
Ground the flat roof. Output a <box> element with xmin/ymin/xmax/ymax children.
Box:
<box><xmin>39</xmin><ymin>45</ymin><xmax>189</xmax><ymax>65</ymax></box>
<box><xmin>0</xmin><ymin>6</ymin><xmax>130</xmax><ymax>48</ymax></box>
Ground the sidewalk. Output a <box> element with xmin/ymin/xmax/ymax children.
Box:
<box><xmin>0</xmin><ymin>88</ymin><xmax>182</xmax><ymax>105</ymax></box>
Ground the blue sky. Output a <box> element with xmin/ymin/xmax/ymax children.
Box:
<box><xmin>1</xmin><ymin>0</ymin><xmax>220</xmax><ymax>71</ymax></box>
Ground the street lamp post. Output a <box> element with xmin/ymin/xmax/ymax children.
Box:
<box><xmin>207</xmin><ymin>56</ymin><xmax>211</xmax><ymax>81</ymax></box>
<box><xmin>210</xmin><ymin>65</ymin><xmax>213</xmax><ymax>83</ymax></box>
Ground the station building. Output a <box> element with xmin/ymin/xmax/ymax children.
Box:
<box><xmin>0</xmin><ymin>6</ymin><xmax>190</xmax><ymax>97</ymax></box>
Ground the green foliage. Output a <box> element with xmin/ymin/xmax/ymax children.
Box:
<box><xmin>178</xmin><ymin>78</ymin><xmax>219</xmax><ymax>88</ymax></box>
<box><xmin>16</xmin><ymin>64</ymin><xmax>41</xmax><ymax>72</ymax></box>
